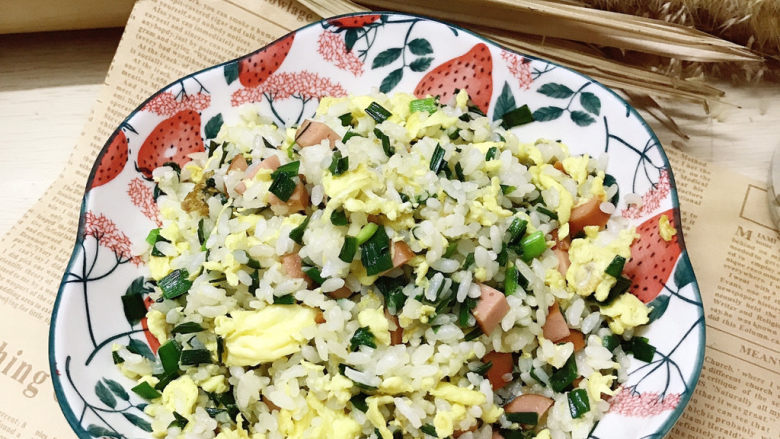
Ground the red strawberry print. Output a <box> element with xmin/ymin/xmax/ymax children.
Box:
<box><xmin>238</xmin><ymin>33</ymin><xmax>295</xmax><ymax>88</ymax></box>
<box><xmin>91</xmin><ymin>130</ymin><xmax>128</xmax><ymax>189</ymax></box>
<box><xmin>624</xmin><ymin>208</ymin><xmax>682</xmax><ymax>303</ymax></box>
<box><xmin>327</xmin><ymin>15</ymin><xmax>380</xmax><ymax>28</ymax></box>
<box><xmin>141</xmin><ymin>296</ymin><xmax>161</xmax><ymax>353</ymax></box>
<box><xmin>136</xmin><ymin>110</ymin><xmax>204</xmax><ymax>179</ymax></box>
<box><xmin>414</xmin><ymin>43</ymin><xmax>494</xmax><ymax>114</ymax></box>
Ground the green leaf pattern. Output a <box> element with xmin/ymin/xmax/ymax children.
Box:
<box><xmin>532</xmin><ymin>81</ymin><xmax>601</xmax><ymax>127</ymax></box>
<box><xmin>493</xmin><ymin>82</ymin><xmax>517</xmax><ymax>121</ymax></box>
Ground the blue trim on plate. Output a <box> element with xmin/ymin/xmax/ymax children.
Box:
<box><xmin>49</xmin><ymin>11</ymin><xmax>706</xmax><ymax>439</ymax></box>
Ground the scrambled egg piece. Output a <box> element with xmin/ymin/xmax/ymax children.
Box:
<box><xmin>214</xmin><ymin>306</ymin><xmax>317</xmax><ymax>366</ymax></box>
<box><xmin>586</xmin><ymin>372</ymin><xmax>616</xmax><ymax>401</ymax></box>
<box><xmin>148</xmin><ymin>256</ymin><xmax>172</xmax><ymax>280</ymax></box>
<box><xmin>358</xmin><ymin>307</ymin><xmax>391</xmax><ymax>346</ymax></box>
<box><xmin>590</xmin><ymin>171</ymin><xmax>606</xmax><ymax>199</ymax></box>
<box><xmin>599</xmin><ymin>293</ymin><xmax>650</xmax><ymax>335</ymax></box>
<box><xmin>419</xmin><ymin>305</ymin><xmax>437</xmax><ymax>324</ymax></box>
<box><xmin>545</xmin><ymin>268</ymin><xmax>567</xmax><ymax>291</ymax></box>
<box><xmin>378</xmin><ymin>377</ymin><xmax>413</xmax><ymax>395</ymax></box>
<box><xmin>482</xmin><ymin>404</ymin><xmax>504</xmax><ymax>423</ymax></box>
<box><xmin>430</xmin><ymin>383</ymin><xmax>486</xmax><ymax>406</ymax></box>
<box><xmin>467</xmin><ymin>177</ymin><xmax>513</xmax><ymax>226</ymax></box>
<box><xmin>528</xmin><ymin>164</ymin><xmax>574</xmax><ymax>223</ymax></box>
<box><xmin>215</xmin><ymin>414</ymin><xmax>266</xmax><ymax>439</ymax></box>
<box><xmin>566</xmin><ymin>226</ymin><xmax>638</xmax><ymax>301</ymax></box>
<box><xmin>536</xmin><ymin>429</ymin><xmax>552</xmax><ymax>439</ymax></box>
<box><xmin>322</xmin><ymin>164</ymin><xmax>403</xmax><ymax>218</ymax></box>
<box><xmin>278</xmin><ymin>394</ymin><xmax>361</xmax><ymax>439</ymax></box>
<box><xmin>562</xmin><ymin>155</ymin><xmax>590</xmax><ymax>185</ymax></box>
<box><xmin>659</xmin><ymin>214</ymin><xmax>677</xmax><ymax>241</ymax></box>
<box><xmin>145</xmin><ymin>309</ymin><xmax>168</xmax><ymax>344</ymax></box>
<box><xmin>434</xmin><ymin>403</ymin><xmax>467</xmax><ymax>437</ymax></box>
<box><xmin>405</xmin><ymin>109</ymin><xmax>458</xmax><ymax>139</ymax></box>
<box><xmin>161</xmin><ymin>375</ymin><xmax>199</xmax><ymax>418</ymax></box>
<box><xmin>366</xmin><ymin>395</ymin><xmax>395</xmax><ymax>439</ymax></box>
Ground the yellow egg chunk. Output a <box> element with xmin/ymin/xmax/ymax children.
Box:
<box><xmin>214</xmin><ymin>306</ymin><xmax>317</xmax><ymax>366</ymax></box>
<box><xmin>430</xmin><ymin>382</ymin><xmax>486</xmax><ymax>406</ymax></box>
<box><xmin>586</xmin><ymin>371</ymin><xmax>616</xmax><ymax>401</ymax></box>
<box><xmin>562</xmin><ymin>155</ymin><xmax>590</xmax><ymax>185</ymax></box>
<box><xmin>366</xmin><ymin>395</ymin><xmax>395</xmax><ymax>439</ymax></box>
<box><xmin>161</xmin><ymin>375</ymin><xmax>199</xmax><ymax>418</ymax></box>
<box><xmin>566</xmin><ymin>228</ymin><xmax>638</xmax><ymax>301</ymax></box>
<box><xmin>599</xmin><ymin>293</ymin><xmax>650</xmax><ymax>334</ymax></box>
<box><xmin>536</xmin><ymin>429</ymin><xmax>552</xmax><ymax>439</ymax></box>
<box><xmin>434</xmin><ymin>403</ymin><xmax>467</xmax><ymax>437</ymax></box>
<box><xmin>214</xmin><ymin>414</ymin><xmax>265</xmax><ymax>439</ymax></box>
<box><xmin>145</xmin><ymin>309</ymin><xmax>168</xmax><ymax>344</ymax></box>
<box><xmin>659</xmin><ymin>214</ymin><xmax>677</xmax><ymax>241</ymax></box>
<box><xmin>482</xmin><ymin>403</ymin><xmax>504</xmax><ymax>423</ymax></box>
<box><xmin>279</xmin><ymin>394</ymin><xmax>360</xmax><ymax>439</ymax></box>
<box><xmin>528</xmin><ymin>164</ymin><xmax>574</xmax><ymax>223</ymax></box>
<box><xmin>358</xmin><ymin>307</ymin><xmax>391</xmax><ymax>346</ymax></box>
<box><xmin>148</xmin><ymin>256</ymin><xmax>172</xmax><ymax>280</ymax></box>
<box><xmin>378</xmin><ymin>376</ymin><xmax>413</xmax><ymax>395</ymax></box>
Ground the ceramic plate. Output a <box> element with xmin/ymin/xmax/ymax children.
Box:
<box><xmin>50</xmin><ymin>12</ymin><xmax>705</xmax><ymax>439</ymax></box>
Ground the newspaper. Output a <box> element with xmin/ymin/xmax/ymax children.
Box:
<box><xmin>0</xmin><ymin>0</ymin><xmax>776</xmax><ymax>437</ymax></box>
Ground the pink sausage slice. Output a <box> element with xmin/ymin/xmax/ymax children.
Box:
<box><xmin>235</xmin><ymin>155</ymin><xmax>281</xmax><ymax>194</ymax></box>
<box><xmin>472</xmin><ymin>284</ymin><xmax>510</xmax><ymax>335</ymax></box>
<box><xmin>384</xmin><ymin>308</ymin><xmax>403</xmax><ymax>345</ymax></box>
<box><xmin>280</xmin><ymin>253</ymin><xmax>314</xmax><ymax>288</ymax></box>
<box><xmin>328</xmin><ymin>286</ymin><xmax>353</xmax><ymax>299</ymax></box>
<box><xmin>569</xmin><ymin>198</ymin><xmax>610</xmax><ymax>237</ymax></box>
<box><xmin>295</xmin><ymin>120</ymin><xmax>340</xmax><ymax>148</ymax></box>
<box><xmin>228</xmin><ymin>154</ymin><xmax>248</xmax><ymax>172</ymax></box>
<box><xmin>554</xmin><ymin>247</ymin><xmax>570</xmax><ymax>277</ymax></box>
<box><xmin>542</xmin><ymin>302</ymin><xmax>571</xmax><ymax>342</ymax></box>
<box><xmin>504</xmin><ymin>394</ymin><xmax>554</xmax><ymax>420</ymax></box>
<box><xmin>391</xmin><ymin>241</ymin><xmax>415</xmax><ymax>268</ymax></box>
<box><xmin>483</xmin><ymin>351</ymin><xmax>514</xmax><ymax>390</ymax></box>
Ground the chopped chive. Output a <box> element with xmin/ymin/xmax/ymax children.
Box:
<box><xmin>268</xmin><ymin>171</ymin><xmax>296</xmax><ymax>201</ymax></box>
<box><xmin>568</xmin><ymin>388</ymin><xmax>591</xmax><ymax>419</ymax></box>
<box><xmin>350</xmin><ymin>327</ymin><xmax>377</xmax><ymax>351</ymax></box>
<box><xmin>467</xmin><ymin>105</ymin><xmax>486</xmax><ymax>117</ymax></box>
<box><xmin>455</xmin><ymin>162</ymin><xmax>465</xmax><ymax>181</ymax></box>
<box><xmin>112</xmin><ymin>351</ymin><xmax>124</xmax><ymax>364</ymax></box>
<box><xmin>485</xmin><ymin>146</ymin><xmax>498</xmax><ymax>161</ymax></box>
<box><xmin>520</xmin><ymin>230</ymin><xmax>547</xmax><ymax>261</ymax></box>
<box><xmin>216</xmin><ymin>335</ymin><xmax>225</xmax><ymax>364</ymax></box>
<box><xmin>444</xmin><ymin>241</ymin><xmax>458</xmax><ymax>258</ymax></box>
<box><xmin>271</xmin><ymin>160</ymin><xmax>300</xmax><ymax>178</ymax></box>
<box><xmin>399</xmin><ymin>193</ymin><xmax>410</xmax><ymax>203</ymax></box>
<box><xmin>602</xmin><ymin>334</ymin><xmax>619</xmax><ymax>351</ymax></box>
<box><xmin>286</xmin><ymin>144</ymin><xmax>295</xmax><ymax>160</ymax></box>
<box><xmin>507</xmin><ymin>218</ymin><xmax>528</xmax><ymax>244</ymax></box>
<box><xmin>339</xmin><ymin>236</ymin><xmax>358</xmax><ymax>263</ymax></box>
<box><xmin>303</xmin><ymin>267</ymin><xmax>325</xmax><ymax>286</ymax></box>
<box><xmin>628</xmin><ymin>337</ymin><xmax>656</xmax><ymax>362</ymax></box>
<box><xmin>330</xmin><ymin>209</ymin><xmax>348</xmax><ymax>226</ymax></box>
<box><xmin>464</xmin><ymin>327</ymin><xmax>483</xmax><ymax>341</ymax></box>
<box><xmin>328</xmin><ymin>151</ymin><xmax>350</xmax><ymax>176</ymax></box>
<box><xmin>168</xmin><ymin>411</ymin><xmax>189</xmax><ymax>429</ymax></box>
<box><xmin>470</xmin><ymin>360</ymin><xmax>493</xmax><ymax>376</ymax></box>
<box><xmin>496</xmin><ymin>243</ymin><xmax>508</xmax><ymax>266</ymax></box>
<box><xmin>463</xmin><ymin>252</ymin><xmax>475</xmax><ymax>269</ymax></box>
<box><xmin>159</xmin><ymin>269</ymin><xmax>193</xmax><ymax>299</ymax></box>
<box><xmin>341</xmin><ymin>131</ymin><xmax>361</xmax><ymax>143</ymax></box>
<box><xmin>356</xmin><ymin>223</ymin><xmax>379</xmax><ymax>245</ymax></box>
<box><xmin>441</xmin><ymin>162</ymin><xmax>453</xmax><ymax>179</ymax></box>
<box><xmin>536</xmin><ymin>205</ymin><xmax>558</xmax><ymax>220</ymax></box>
<box><xmin>246</xmin><ymin>257</ymin><xmax>261</xmax><ymax>270</ymax></box>
<box><xmin>350</xmin><ymin>394</ymin><xmax>368</xmax><ymax>412</ymax></box>
<box><xmin>604</xmin><ymin>255</ymin><xmax>626</xmax><ymax>278</ymax></box>
<box><xmin>158</xmin><ymin>340</ymin><xmax>181</xmax><ymax>374</ymax></box>
<box><xmin>289</xmin><ymin>215</ymin><xmax>311</xmax><ymax>245</ymax></box>
<box><xmin>374</xmin><ymin>128</ymin><xmax>394</xmax><ymax>156</ymax></box>
<box><xmin>410</xmin><ymin>97</ymin><xmax>436</xmax><ymax>114</ymax></box>
<box><xmin>273</xmin><ymin>294</ymin><xmax>295</xmax><ymax>305</ymax></box>
<box><xmin>171</xmin><ymin>322</ymin><xmax>204</xmax><ymax>335</ymax></box>
<box><xmin>338</xmin><ymin>112</ymin><xmax>353</xmax><ymax>126</ymax></box>
<box><xmin>429</xmin><ymin>144</ymin><xmax>446</xmax><ymax>174</ymax></box>
<box><xmin>506</xmin><ymin>411</ymin><xmax>539</xmax><ymax>425</ymax></box>
<box><xmin>550</xmin><ymin>356</ymin><xmax>578</xmax><ymax>392</ymax></box>
<box><xmin>121</xmin><ymin>292</ymin><xmax>147</xmax><ymax>326</ymax></box>
<box><xmin>262</xmin><ymin>137</ymin><xmax>277</xmax><ymax>149</ymax></box>
<box><xmin>375</xmin><ymin>276</ymin><xmax>407</xmax><ymax>314</ymax></box>
<box><xmin>365</xmin><ymin>102</ymin><xmax>392</xmax><ymax>123</ymax></box>
<box><xmin>599</xmin><ymin>275</ymin><xmax>632</xmax><ymax>305</ymax></box>
<box><xmin>146</xmin><ymin>228</ymin><xmax>161</xmax><ymax>246</ymax></box>
<box><xmin>420</xmin><ymin>424</ymin><xmax>438</xmax><ymax>437</ymax></box>
<box><xmin>501</xmin><ymin>184</ymin><xmax>516</xmax><ymax>195</ymax></box>
<box><xmin>131</xmin><ymin>382</ymin><xmax>161</xmax><ymax>400</ymax></box>
<box><xmin>458</xmin><ymin>298</ymin><xmax>478</xmax><ymax>326</ymax></box>
<box><xmin>197</xmin><ymin>219</ymin><xmax>208</xmax><ymax>245</ymax></box>
<box><xmin>154</xmin><ymin>371</ymin><xmax>178</xmax><ymax>391</ymax></box>
<box><xmin>360</xmin><ymin>225</ymin><xmax>393</xmax><ymax>275</ymax></box>
<box><xmin>505</xmin><ymin>264</ymin><xmax>519</xmax><ymax>295</ymax></box>
<box><xmin>180</xmin><ymin>349</ymin><xmax>212</xmax><ymax>366</ymax></box>
<box><xmin>500</xmin><ymin>104</ymin><xmax>534</xmax><ymax>129</ymax></box>
<box><xmin>207</xmin><ymin>140</ymin><xmax>220</xmax><ymax>157</ymax></box>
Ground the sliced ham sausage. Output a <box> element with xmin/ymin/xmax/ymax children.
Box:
<box><xmin>554</xmin><ymin>247</ymin><xmax>570</xmax><ymax>276</ymax></box>
<box><xmin>542</xmin><ymin>302</ymin><xmax>570</xmax><ymax>342</ymax></box>
<box><xmin>235</xmin><ymin>155</ymin><xmax>281</xmax><ymax>194</ymax></box>
<box><xmin>228</xmin><ymin>154</ymin><xmax>248</xmax><ymax>172</ymax></box>
<box><xmin>472</xmin><ymin>284</ymin><xmax>510</xmax><ymax>335</ymax></box>
<box><xmin>569</xmin><ymin>198</ymin><xmax>610</xmax><ymax>237</ymax></box>
<box><xmin>328</xmin><ymin>286</ymin><xmax>353</xmax><ymax>299</ymax></box>
<box><xmin>391</xmin><ymin>241</ymin><xmax>415</xmax><ymax>268</ymax></box>
<box><xmin>505</xmin><ymin>394</ymin><xmax>554</xmax><ymax>420</ymax></box>
<box><xmin>385</xmin><ymin>308</ymin><xmax>403</xmax><ymax>345</ymax></box>
<box><xmin>557</xmin><ymin>329</ymin><xmax>586</xmax><ymax>351</ymax></box>
<box><xmin>483</xmin><ymin>351</ymin><xmax>514</xmax><ymax>390</ymax></box>
<box><xmin>295</xmin><ymin>120</ymin><xmax>340</xmax><ymax>148</ymax></box>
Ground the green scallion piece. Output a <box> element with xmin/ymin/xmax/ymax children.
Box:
<box><xmin>507</xmin><ymin>218</ymin><xmax>528</xmax><ymax>244</ymax></box>
<box><xmin>500</xmin><ymin>104</ymin><xmax>534</xmax><ymax>129</ymax></box>
<box><xmin>506</xmin><ymin>411</ymin><xmax>539</xmax><ymax>425</ymax></box>
<box><xmin>341</xmin><ymin>131</ymin><xmax>361</xmax><ymax>143</ymax></box>
<box><xmin>365</xmin><ymin>101</ymin><xmax>392</xmax><ymax>123</ymax></box>
<box><xmin>536</xmin><ymin>205</ymin><xmax>558</xmax><ymax>220</ymax></box>
<box><xmin>168</xmin><ymin>411</ymin><xmax>189</xmax><ymax>429</ymax></box>
<box><xmin>330</xmin><ymin>209</ymin><xmax>348</xmax><ymax>226</ymax></box>
<box><xmin>180</xmin><ymin>349</ymin><xmax>212</xmax><ymax>366</ymax></box>
<box><xmin>216</xmin><ymin>335</ymin><xmax>225</xmax><ymax>364</ymax></box>
<box><xmin>464</xmin><ymin>327</ymin><xmax>483</xmax><ymax>341</ymax></box>
<box><xmin>268</xmin><ymin>171</ymin><xmax>296</xmax><ymax>201</ymax></box>
<box><xmin>420</xmin><ymin>424</ymin><xmax>438</xmax><ymax>437</ymax></box>
<box><xmin>350</xmin><ymin>394</ymin><xmax>369</xmax><ymax>412</ymax></box>
<box><xmin>628</xmin><ymin>337</ymin><xmax>657</xmax><ymax>362</ymax></box>
<box><xmin>262</xmin><ymin>137</ymin><xmax>276</xmax><ymax>150</ymax></box>
<box><xmin>496</xmin><ymin>243</ymin><xmax>508</xmax><ymax>266</ymax></box>
<box><xmin>303</xmin><ymin>266</ymin><xmax>325</xmax><ymax>286</ymax></box>
<box><xmin>350</xmin><ymin>327</ymin><xmax>377</xmax><ymax>351</ymax></box>
<box><xmin>112</xmin><ymin>351</ymin><xmax>124</xmax><ymax>364</ymax></box>
<box><xmin>271</xmin><ymin>160</ymin><xmax>300</xmax><ymax>178</ymax></box>
<box><xmin>121</xmin><ymin>293</ymin><xmax>147</xmax><ymax>326</ymax></box>
<box><xmin>467</xmin><ymin>105</ymin><xmax>486</xmax><ymax>117</ymax></box>
<box><xmin>338</xmin><ymin>112</ymin><xmax>353</xmax><ymax>126</ymax></box>
<box><xmin>470</xmin><ymin>361</ymin><xmax>493</xmax><ymax>376</ymax></box>
<box><xmin>197</xmin><ymin>218</ymin><xmax>209</xmax><ymax>246</ymax></box>
<box><xmin>505</xmin><ymin>264</ymin><xmax>519</xmax><ymax>295</ymax></box>
<box><xmin>568</xmin><ymin>388</ymin><xmax>591</xmax><ymax>419</ymax></box>
<box><xmin>604</xmin><ymin>255</ymin><xmax>626</xmax><ymax>277</ymax></box>
<box><xmin>455</xmin><ymin>162</ymin><xmax>465</xmax><ymax>181</ymax></box>
<box><xmin>485</xmin><ymin>146</ymin><xmax>498</xmax><ymax>161</ymax></box>
<box><xmin>131</xmin><ymin>382</ymin><xmax>161</xmax><ymax>400</ymax></box>
<box><xmin>602</xmin><ymin>334</ymin><xmax>620</xmax><ymax>351</ymax></box>
<box><xmin>273</xmin><ymin>294</ymin><xmax>295</xmax><ymax>305</ymax></box>
<box><xmin>339</xmin><ymin>236</ymin><xmax>358</xmax><ymax>262</ymax></box>
<box><xmin>463</xmin><ymin>252</ymin><xmax>475</xmax><ymax>269</ymax></box>
<box><xmin>328</xmin><ymin>151</ymin><xmax>349</xmax><ymax>176</ymax></box>
<box><xmin>520</xmin><ymin>230</ymin><xmax>547</xmax><ymax>261</ymax></box>
<box><xmin>444</xmin><ymin>241</ymin><xmax>458</xmax><ymax>258</ymax></box>
<box><xmin>410</xmin><ymin>97</ymin><xmax>436</xmax><ymax>114</ymax></box>
<box><xmin>154</xmin><ymin>371</ymin><xmax>178</xmax><ymax>391</ymax></box>
<box><xmin>430</xmin><ymin>144</ymin><xmax>446</xmax><ymax>173</ymax></box>
<box><xmin>356</xmin><ymin>223</ymin><xmax>378</xmax><ymax>245</ymax></box>
<box><xmin>247</xmin><ymin>257</ymin><xmax>261</xmax><ymax>270</ymax></box>
<box><xmin>289</xmin><ymin>215</ymin><xmax>311</xmax><ymax>245</ymax></box>
<box><xmin>146</xmin><ymin>228</ymin><xmax>161</xmax><ymax>245</ymax></box>
<box><xmin>374</xmin><ymin>128</ymin><xmax>394</xmax><ymax>156</ymax></box>
<box><xmin>171</xmin><ymin>322</ymin><xmax>204</xmax><ymax>335</ymax></box>
<box><xmin>158</xmin><ymin>340</ymin><xmax>181</xmax><ymax>374</ymax></box>
<box><xmin>360</xmin><ymin>225</ymin><xmax>392</xmax><ymax>275</ymax></box>
<box><xmin>159</xmin><ymin>269</ymin><xmax>193</xmax><ymax>299</ymax></box>
<box><xmin>458</xmin><ymin>298</ymin><xmax>478</xmax><ymax>326</ymax></box>
<box><xmin>599</xmin><ymin>275</ymin><xmax>632</xmax><ymax>305</ymax></box>
<box><xmin>550</xmin><ymin>356</ymin><xmax>578</xmax><ymax>392</ymax></box>
<box><xmin>501</xmin><ymin>184</ymin><xmax>516</xmax><ymax>195</ymax></box>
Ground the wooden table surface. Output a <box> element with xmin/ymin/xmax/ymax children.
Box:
<box><xmin>1</xmin><ymin>28</ymin><xmax>778</xmax><ymax>238</ymax></box>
